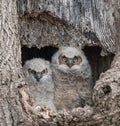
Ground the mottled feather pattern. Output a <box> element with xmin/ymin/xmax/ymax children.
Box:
<box><xmin>23</xmin><ymin>58</ymin><xmax>56</xmax><ymax>111</ymax></box>
<box><xmin>23</xmin><ymin>47</ymin><xmax>93</xmax><ymax>112</ymax></box>
<box><xmin>52</xmin><ymin>47</ymin><xmax>93</xmax><ymax>111</ymax></box>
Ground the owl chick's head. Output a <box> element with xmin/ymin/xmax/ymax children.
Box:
<box><xmin>23</xmin><ymin>58</ymin><xmax>52</xmax><ymax>83</ymax></box>
<box><xmin>52</xmin><ymin>47</ymin><xmax>88</xmax><ymax>73</ymax></box>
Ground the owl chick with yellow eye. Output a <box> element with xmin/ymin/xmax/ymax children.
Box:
<box><xmin>52</xmin><ymin>47</ymin><xmax>93</xmax><ymax>111</ymax></box>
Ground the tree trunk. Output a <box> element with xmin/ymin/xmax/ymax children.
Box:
<box><xmin>0</xmin><ymin>0</ymin><xmax>33</xmax><ymax>125</ymax></box>
<box><xmin>0</xmin><ymin>0</ymin><xmax>120</xmax><ymax>126</ymax></box>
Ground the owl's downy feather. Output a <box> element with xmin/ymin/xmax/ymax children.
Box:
<box><xmin>23</xmin><ymin>58</ymin><xmax>56</xmax><ymax>111</ymax></box>
<box><xmin>52</xmin><ymin>47</ymin><xmax>93</xmax><ymax>111</ymax></box>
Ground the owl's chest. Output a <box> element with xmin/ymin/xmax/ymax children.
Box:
<box><xmin>53</xmin><ymin>70</ymin><xmax>86</xmax><ymax>90</ymax></box>
<box><xmin>29</xmin><ymin>79</ymin><xmax>54</xmax><ymax>96</ymax></box>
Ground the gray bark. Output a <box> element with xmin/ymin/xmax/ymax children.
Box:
<box><xmin>0</xmin><ymin>0</ymin><xmax>33</xmax><ymax>126</ymax></box>
<box><xmin>0</xmin><ymin>0</ymin><xmax>120</xmax><ymax>126</ymax></box>
<box><xmin>17</xmin><ymin>0</ymin><xmax>118</xmax><ymax>54</ymax></box>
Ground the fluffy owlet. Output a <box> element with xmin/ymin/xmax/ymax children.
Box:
<box><xmin>23</xmin><ymin>58</ymin><xmax>56</xmax><ymax>111</ymax></box>
<box><xmin>51</xmin><ymin>47</ymin><xmax>93</xmax><ymax>111</ymax></box>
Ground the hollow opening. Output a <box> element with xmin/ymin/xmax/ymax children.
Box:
<box><xmin>83</xmin><ymin>46</ymin><xmax>115</xmax><ymax>87</ymax></box>
<box><xmin>21</xmin><ymin>45</ymin><xmax>115</xmax><ymax>112</ymax></box>
<box><xmin>21</xmin><ymin>46</ymin><xmax>59</xmax><ymax>66</ymax></box>
<box><xmin>22</xmin><ymin>45</ymin><xmax>115</xmax><ymax>87</ymax></box>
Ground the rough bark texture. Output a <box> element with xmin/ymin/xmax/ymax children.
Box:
<box><xmin>0</xmin><ymin>0</ymin><xmax>32</xmax><ymax>126</ymax></box>
<box><xmin>17</xmin><ymin>0</ymin><xmax>120</xmax><ymax>125</ymax></box>
<box><xmin>0</xmin><ymin>0</ymin><xmax>120</xmax><ymax>126</ymax></box>
<box><xmin>17</xmin><ymin>0</ymin><xmax>117</xmax><ymax>55</ymax></box>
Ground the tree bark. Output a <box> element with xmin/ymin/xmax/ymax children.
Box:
<box><xmin>17</xmin><ymin>0</ymin><xmax>118</xmax><ymax>54</ymax></box>
<box><xmin>0</xmin><ymin>0</ymin><xmax>32</xmax><ymax>125</ymax></box>
<box><xmin>0</xmin><ymin>0</ymin><xmax>120</xmax><ymax>126</ymax></box>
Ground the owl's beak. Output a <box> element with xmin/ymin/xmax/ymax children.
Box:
<box><xmin>36</xmin><ymin>77</ymin><xmax>40</xmax><ymax>82</ymax></box>
<box><xmin>35</xmin><ymin>73</ymin><xmax>42</xmax><ymax>82</ymax></box>
<box><xmin>66</xmin><ymin>59</ymin><xmax>74</xmax><ymax>68</ymax></box>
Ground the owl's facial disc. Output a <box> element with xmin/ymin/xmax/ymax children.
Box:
<box><xmin>28</xmin><ymin>68</ymin><xmax>48</xmax><ymax>82</ymax></box>
<box><xmin>59</xmin><ymin>55</ymin><xmax>82</xmax><ymax>68</ymax></box>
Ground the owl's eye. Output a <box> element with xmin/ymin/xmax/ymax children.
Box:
<box><xmin>62</xmin><ymin>56</ymin><xmax>67</xmax><ymax>62</ymax></box>
<box><xmin>59</xmin><ymin>55</ymin><xmax>68</xmax><ymax>64</ymax></box>
<box><xmin>73</xmin><ymin>56</ymin><xmax>82</xmax><ymax>65</ymax></box>
<box><xmin>28</xmin><ymin>68</ymin><xmax>32</xmax><ymax>73</ymax></box>
<box><xmin>74</xmin><ymin>56</ymin><xmax>78</xmax><ymax>62</ymax></box>
<box><xmin>41</xmin><ymin>68</ymin><xmax>48</xmax><ymax>74</ymax></box>
<box><xmin>28</xmin><ymin>68</ymin><xmax>36</xmax><ymax>74</ymax></box>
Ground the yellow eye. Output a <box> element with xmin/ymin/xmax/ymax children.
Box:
<box><xmin>74</xmin><ymin>56</ymin><xmax>82</xmax><ymax>65</ymax></box>
<box><xmin>62</xmin><ymin>56</ymin><xmax>67</xmax><ymax>62</ymax></box>
<box><xmin>59</xmin><ymin>55</ymin><xmax>67</xmax><ymax>64</ymax></box>
<box><xmin>74</xmin><ymin>56</ymin><xmax>78</xmax><ymax>62</ymax></box>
